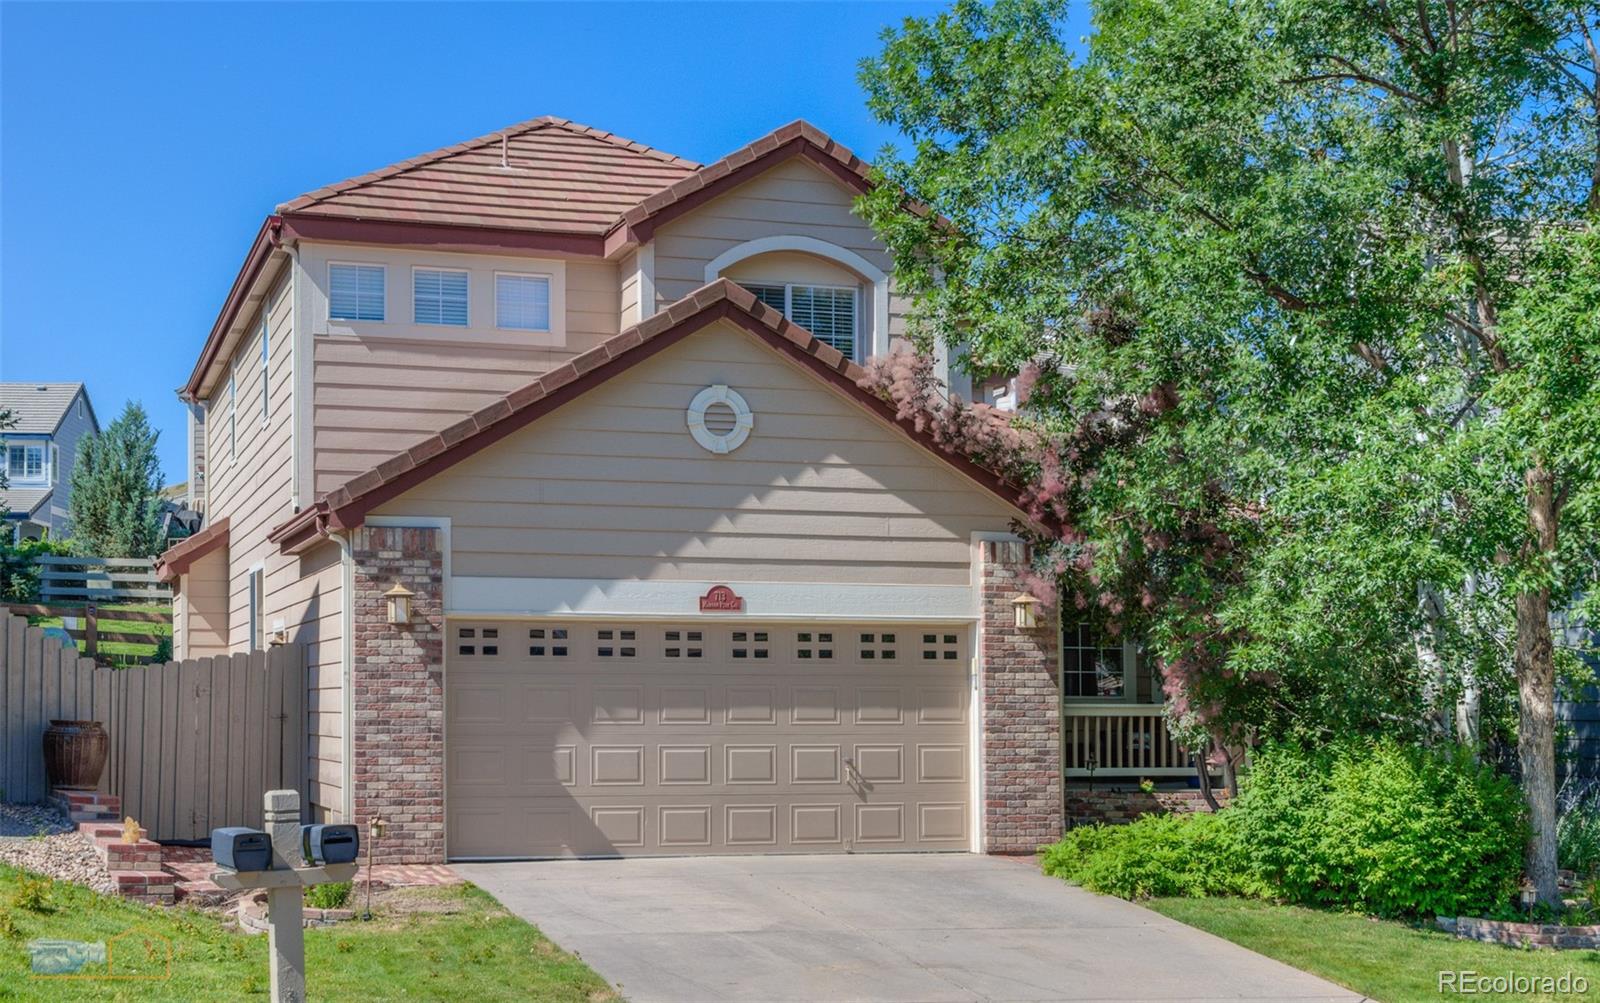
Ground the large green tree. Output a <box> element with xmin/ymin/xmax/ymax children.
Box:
<box><xmin>859</xmin><ymin>0</ymin><xmax>1600</xmax><ymax>902</ymax></box>
<box><xmin>68</xmin><ymin>402</ymin><xmax>164</xmax><ymax>558</ymax></box>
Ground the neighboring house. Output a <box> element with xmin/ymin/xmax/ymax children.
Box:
<box><xmin>0</xmin><ymin>382</ymin><xmax>99</xmax><ymax>540</ymax></box>
<box><xmin>157</xmin><ymin>117</ymin><xmax>1164</xmax><ymax>865</ymax></box>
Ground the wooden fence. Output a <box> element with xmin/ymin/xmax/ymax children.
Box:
<box><xmin>36</xmin><ymin>555</ymin><xmax>169</xmax><ymax>604</ymax></box>
<box><xmin>3</xmin><ymin>603</ymin><xmax>172</xmax><ymax>662</ymax></box>
<box><xmin>0</xmin><ymin>613</ymin><xmax>305</xmax><ymax>841</ymax></box>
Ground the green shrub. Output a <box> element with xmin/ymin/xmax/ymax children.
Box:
<box><xmin>1041</xmin><ymin>812</ymin><xmax>1260</xmax><ymax>900</ymax></box>
<box><xmin>305</xmin><ymin>880</ymin><xmax>352</xmax><ymax>910</ymax></box>
<box><xmin>11</xmin><ymin>874</ymin><xmax>50</xmax><ymax>912</ymax></box>
<box><xmin>1041</xmin><ymin>738</ymin><xmax>1525</xmax><ymax>918</ymax></box>
<box><xmin>1558</xmin><ymin>780</ymin><xmax>1600</xmax><ymax>877</ymax></box>
<box><xmin>1234</xmin><ymin>739</ymin><xmax>1525</xmax><ymax>918</ymax></box>
<box><xmin>0</xmin><ymin>537</ymin><xmax>74</xmax><ymax>603</ymax></box>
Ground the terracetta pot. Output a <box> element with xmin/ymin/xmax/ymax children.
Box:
<box><xmin>42</xmin><ymin>720</ymin><xmax>108</xmax><ymax>791</ymax></box>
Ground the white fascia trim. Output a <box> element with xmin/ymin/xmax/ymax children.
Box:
<box><xmin>702</xmin><ymin>235</ymin><xmax>895</xmax><ymax>361</ymax></box>
<box><xmin>448</xmin><ymin>576</ymin><xmax>976</xmax><ymax>622</ymax></box>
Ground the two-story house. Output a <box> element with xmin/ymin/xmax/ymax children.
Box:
<box><xmin>157</xmin><ymin>117</ymin><xmax>1080</xmax><ymax>864</ymax></box>
<box><xmin>1</xmin><ymin>382</ymin><xmax>99</xmax><ymax>540</ymax></box>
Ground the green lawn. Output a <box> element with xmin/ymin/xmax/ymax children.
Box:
<box><xmin>28</xmin><ymin>603</ymin><xmax>170</xmax><ymax>662</ymax></box>
<box><xmin>1148</xmin><ymin>897</ymin><xmax>1600</xmax><ymax>1002</ymax></box>
<box><xmin>0</xmin><ymin>865</ymin><xmax>616</xmax><ymax>1002</ymax></box>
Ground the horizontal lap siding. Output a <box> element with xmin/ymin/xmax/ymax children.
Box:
<box><xmin>375</xmin><ymin>322</ymin><xmax>1020</xmax><ymax>586</ymax></box>
<box><xmin>653</xmin><ymin>159</ymin><xmax>910</xmax><ymax>339</ymax></box>
<box><xmin>311</xmin><ymin>257</ymin><xmax>618</xmax><ymax>495</ymax></box>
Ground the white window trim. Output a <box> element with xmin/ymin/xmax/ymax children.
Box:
<box><xmin>5</xmin><ymin>442</ymin><xmax>48</xmax><ymax>484</ymax></box>
<box><xmin>493</xmin><ymin>270</ymin><xmax>556</xmax><ymax>333</ymax></box>
<box><xmin>247</xmin><ymin>564</ymin><xmax>265</xmax><ymax>651</ymax></box>
<box><xmin>704</xmin><ymin>235</ymin><xmax>891</xmax><ymax>358</ymax></box>
<box><xmin>412</xmin><ymin>266</ymin><xmax>471</xmax><ymax>328</ymax></box>
<box><xmin>327</xmin><ymin>261</ymin><xmax>387</xmax><ymax>323</ymax></box>
<box><xmin>227</xmin><ymin>364</ymin><xmax>237</xmax><ymax>464</ymax></box>
<box><xmin>259</xmin><ymin>314</ymin><xmax>271</xmax><ymax>427</ymax></box>
<box><xmin>50</xmin><ymin>443</ymin><xmax>59</xmax><ymax>485</ymax></box>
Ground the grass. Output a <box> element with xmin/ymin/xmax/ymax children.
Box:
<box><xmin>27</xmin><ymin>603</ymin><xmax>170</xmax><ymax>662</ymax></box>
<box><xmin>1147</xmin><ymin>896</ymin><xmax>1600</xmax><ymax>1002</ymax></box>
<box><xmin>0</xmin><ymin>864</ymin><xmax>616</xmax><ymax>1002</ymax></box>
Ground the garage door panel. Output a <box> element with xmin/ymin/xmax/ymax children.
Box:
<box><xmin>447</xmin><ymin>621</ymin><xmax>970</xmax><ymax>858</ymax></box>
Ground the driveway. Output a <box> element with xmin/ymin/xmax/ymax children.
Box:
<box><xmin>454</xmin><ymin>854</ymin><xmax>1363</xmax><ymax>1002</ymax></box>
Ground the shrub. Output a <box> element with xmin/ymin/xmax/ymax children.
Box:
<box><xmin>1041</xmin><ymin>738</ymin><xmax>1526</xmax><ymax>918</ymax></box>
<box><xmin>305</xmin><ymin>880</ymin><xmax>352</xmax><ymax>910</ymax></box>
<box><xmin>1233</xmin><ymin>739</ymin><xmax>1525</xmax><ymax>918</ymax></box>
<box><xmin>1558</xmin><ymin>778</ymin><xmax>1600</xmax><ymax>877</ymax></box>
<box><xmin>0</xmin><ymin>537</ymin><xmax>74</xmax><ymax>603</ymax></box>
<box><xmin>11</xmin><ymin>875</ymin><xmax>50</xmax><ymax>913</ymax></box>
<box><xmin>1041</xmin><ymin>812</ymin><xmax>1259</xmax><ymax>900</ymax></box>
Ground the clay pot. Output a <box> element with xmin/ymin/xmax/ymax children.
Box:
<box><xmin>42</xmin><ymin>720</ymin><xmax>107</xmax><ymax>791</ymax></box>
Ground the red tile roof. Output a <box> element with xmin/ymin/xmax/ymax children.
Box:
<box><xmin>278</xmin><ymin>117</ymin><xmax>700</xmax><ymax>234</ymax></box>
<box><xmin>268</xmin><ymin>280</ymin><xmax>1039</xmax><ymax>554</ymax></box>
<box><xmin>154</xmin><ymin>516</ymin><xmax>230</xmax><ymax>584</ymax></box>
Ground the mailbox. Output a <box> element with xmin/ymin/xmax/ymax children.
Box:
<box><xmin>301</xmin><ymin>823</ymin><xmax>360</xmax><ymax>866</ymax></box>
<box><xmin>212</xmin><ymin>827</ymin><xmax>272</xmax><ymax>872</ymax></box>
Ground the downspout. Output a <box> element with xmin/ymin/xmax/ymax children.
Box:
<box><xmin>286</xmin><ymin>242</ymin><xmax>302</xmax><ymax>511</ymax></box>
<box><xmin>335</xmin><ymin>529</ymin><xmax>356</xmax><ymax>822</ymax></box>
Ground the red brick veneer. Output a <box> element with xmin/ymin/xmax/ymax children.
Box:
<box><xmin>350</xmin><ymin>525</ymin><xmax>445</xmax><ymax>863</ymax></box>
<box><xmin>979</xmin><ymin>538</ymin><xmax>1063</xmax><ymax>852</ymax></box>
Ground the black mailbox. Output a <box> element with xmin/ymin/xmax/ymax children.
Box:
<box><xmin>302</xmin><ymin>823</ymin><xmax>360</xmax><ymax>866</ymax></box>
<box><xmin>211</xmin><ymin>827</ymin><xmax>272</xmax><ymax>871</ymax></box>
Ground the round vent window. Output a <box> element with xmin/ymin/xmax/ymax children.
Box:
<box><xmin>686</xmin><ymin>385</ymin><xmax>753</xmax><ymax>454</ymax></box>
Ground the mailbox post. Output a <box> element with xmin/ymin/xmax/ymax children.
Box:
<box><xmin>210</xmin><ymin>790</ymin><xmax>358</xmax><ymax>1003</ymax></box>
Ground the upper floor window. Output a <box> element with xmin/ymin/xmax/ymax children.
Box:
<box><xmin>329</xmin><ymin>263</ymin><xmax>385</xmax><ymax>322</ymax></box>
<box><xmin>259</xmin><ymin>314</ymin><xmax>270</xmax><ymax>424</ymax></box>
<box><xmin>5</xmin><ymin>444</ymin><xmax>45</xmax><ymax>483</ymax></box>
<box><xmin>496</xmin><ymin>273</ymin><xmax>551</xmax><ymax>331</ymax></box>
<box><xmin>740</xmin><ymin>282</ymin><xmax>858</xmax><ymax>360</ymax></box>
<box><xmin>414</xmin><ymin>268</ymin><xmax>469</xmax><ymax>327</ymax></box>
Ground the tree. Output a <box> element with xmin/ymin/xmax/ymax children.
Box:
<box><xmin>68</xmin><ymin>402</ymin><xmax>164</xmax><ymax>558</ymax></box>
<box><xmin>859</xmin><ymin>0</ymin><xmax>1600</xmax><ymax>902</ymax></box>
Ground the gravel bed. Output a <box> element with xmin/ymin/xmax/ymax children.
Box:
<box><xmin>0</xmin><ymin>803</ymin><xmax>116</xmax><ymax>895</ymax></box>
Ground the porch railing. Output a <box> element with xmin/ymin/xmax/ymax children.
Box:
<box><xmin>1064</xmin><ymin>704</ymin><xmax>1192</xmax><ymax>777</ymax></box>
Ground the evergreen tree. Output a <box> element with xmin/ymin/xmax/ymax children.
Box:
<box><xmin>68</xmin><ymin>402</ymin><xmax>164</xmax><ymax>557</ymax></box>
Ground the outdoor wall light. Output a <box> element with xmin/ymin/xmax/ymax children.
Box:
<box><xmin>1012</xmin><ymin>593</ymin><xmax>1041</xmax><ymax>629</ymax></box>
<box><xmin>384</xmin><ymin>583</ymin><xmax>414</xmax><ymax>625</ymax></box>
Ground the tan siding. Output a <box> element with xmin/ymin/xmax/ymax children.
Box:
<box><xmin>653</xmin><ymin>159</ymin><xmax>910</xmax><ymax>339</ymax></box>
<box><xmin>309</xmin><ymin>254</ymin><xmax>619</xmax><ymax>495</ymax></box>
<box><xmin>179</xmin><ymin>548</ymin><xmax>230</xmax><ymax>658</ymax></box>
<box><xmin>619</xmin><ymin>250</ymin><xmax>641</xmax><ymax>326</ymax></box>
<box><xmin>375</xmin><ymin>321</ymin><xmax>1020</xmax><ymax>586</ymax></box>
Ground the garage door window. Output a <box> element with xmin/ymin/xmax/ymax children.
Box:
<box><xmin>527</xmin><ymin>627</ymin><xmax>569</xmax><ymax>657</ymax></box>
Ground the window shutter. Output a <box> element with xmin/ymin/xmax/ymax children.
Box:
<box><xmin>329</xmin><ymin>264</ymin><xmax>385</xmax><ymax>321</ymax></box>
<box><xmin>496</xmin><ymin>274</ymin><xmax>551</xmax><ymax>331</ymax></box>
<box><xmin>789</xmin><ymin>286</ymin><xmax>857</xmax><ymax>359</ymax></box>
<box><xmin>414</xmin><ymin>269</ymin><xmax>469</xmax><ymax>326</ymax></box>
<box><xmin>740</xmin><ymin>283</ymin><xmax>787</xmax><ymax>314</ymax></box>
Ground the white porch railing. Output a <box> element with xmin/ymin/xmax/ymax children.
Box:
<box><xmin>1064</xmin><ymin>704</ymin><xmax>1192</xmax><ymax>777</ymax></box>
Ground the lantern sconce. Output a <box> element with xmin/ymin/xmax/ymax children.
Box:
<box><xmin>1012</xmin><ymin>593</ymin><xmax>1041</xmax><ymax>629</ymax></box>
<box><xmin>384</xmin><ymin>582</ymin><xmax>415</xmax><ymax>625</ymax></box>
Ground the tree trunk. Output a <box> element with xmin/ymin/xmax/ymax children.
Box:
<box><xmin>1517</xmin><ymin>464</ymin><xmax>1560</xmax><ymax>906</ymax></box>
<box><xmin>1196</xmin><ymin>752</ymin><xmax>1221</xmax><ymax>812</ymax></box>
<box><xmin>1417</xmin><ymin>583</ymin><xmax>1452</xmax><ymax>742</ymax></box>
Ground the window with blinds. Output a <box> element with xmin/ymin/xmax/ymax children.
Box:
<box><xmin>414</xmin><ymin>268</ymin><xmax>469</xmax><ymax>326</ymax></box>
<box><xmin>737</xmin><ymin>282</ymin><xmax>858</xmax><ymax>359</ymax></box>
<box><xmin>496</xmin><ymin>273</ymin><xmax>552</xmax><ymax>331</ymax></box>
<box><xmin>329</xmin><ymin>263</ymin><xmax>385</xmax><ymax>321</ymax></box>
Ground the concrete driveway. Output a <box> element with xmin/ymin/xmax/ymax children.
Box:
<box><xmin>454</xmin><ymin>854</ymin><xmax>1363</xmax><ymax>1002</ymax></box>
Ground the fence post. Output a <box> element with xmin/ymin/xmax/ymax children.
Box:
<box><xmin>84</xmin><ymin>603</ymin><xmax>97</xmax><ymax>659</ymax></box>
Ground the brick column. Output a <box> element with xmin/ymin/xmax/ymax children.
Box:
<box><xmin>979</xmin><ymin>538</ymin><xmax>1063</xmax><ymax>852</ymax></box>
<box><xmin>350</xmin><ymin>525</ymin><xmax>445</xmax><ymax>863</ymax></box>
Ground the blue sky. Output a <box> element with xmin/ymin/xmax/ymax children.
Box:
<box><xmin>0</xmin><ymin>1</ymin><xmax>961</xmax><ymax>483</ymax></box>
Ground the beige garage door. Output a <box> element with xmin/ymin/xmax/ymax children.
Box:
<box><xmin>446</xmin><ymin>620</ymin><xmax>972</xmax><ymax>858</ymax></box>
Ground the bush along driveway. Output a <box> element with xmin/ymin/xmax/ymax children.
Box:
<box><xmin>0</xmin><ymin>864</ymin><xmax>616</xmax><ymax>1002</ymax></box>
